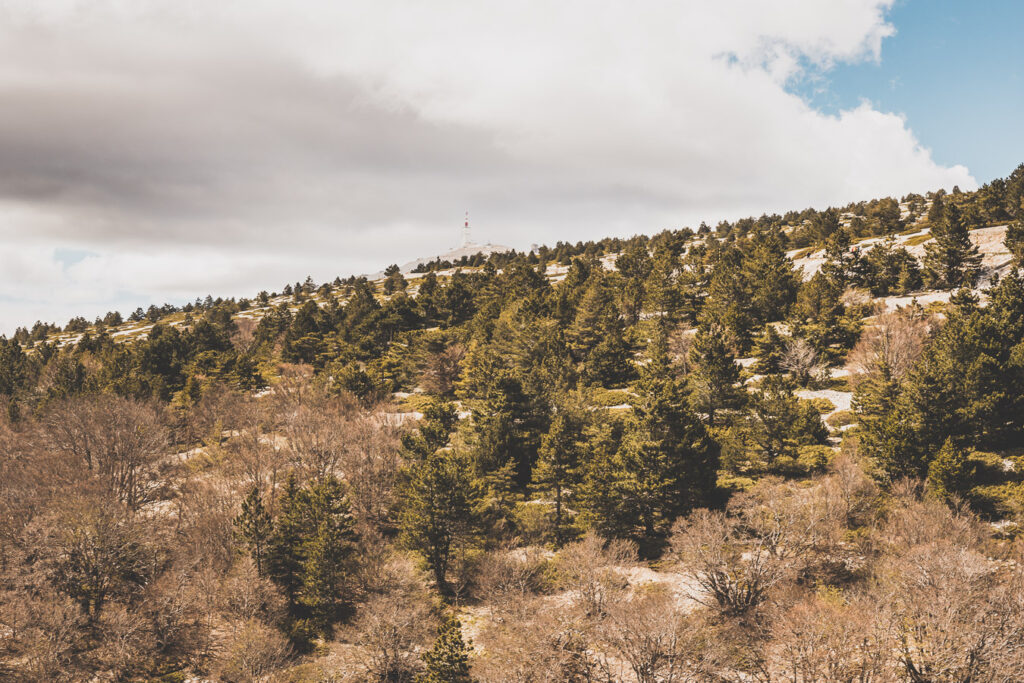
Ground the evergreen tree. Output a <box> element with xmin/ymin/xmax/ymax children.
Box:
<box><xmin>752</xmin><ymin>325</ymin><xmax>787</xmax><ymax>375</ymax></box>
<box><xmin>532</xmin><ymin>407</ymin><xmax>585</xmax><ymax>546</ymax></box>
<box><xmin>568</xmin><ymin>271</ymin><xmax>619</xmax><ymax>362</ymax></box>
<box><xmin>233</xmin><ymin>485</ymin><xmax>272</xmax><ymax>576</ymax></box>
<box><xmin>699</xmin><ymin>244</ymin><xmax>756</xmax><ymax>352</ymax></box>
<box><xmin>615</xmin><ymin>240</ymin><xmax>652</xmax><ymax>325</ymax></box>
<box><xmin>926</xmin><ymin>192</ymin><xmax>945</xmax><ymax>225</ymax></box>
<box><xmin>402</xmin><ymin>399</ymin><xmax>459</xmax><ymax>461</ymax></box>
<box><xmin>743</xmin><ymin>229</ymin><xmax>798</xmax><ymax>322</ymax></box>
<box><xmin>583</xmin><ymin>320</ymin><xmax>634</xmax><ymax>388</ymax></box>
<box><xmin>644</xmin><ymin>246</ymin><xmax>684</xmax><ymax>322</ymax></box>
<box><xmin>266</xmin><ymin>475</ymin><xmax>307</xmax><ymax>607</ymax></box>
<box><xmin>383</xmin><ymin>264</ymin><xmax>408</xmax><ymax>295</ymax></box>
<box><xmin>580</xmin><ymin>335</ymin><xmax>718</xmax><ymax>545</ymax></box>
<box><xmin>418</xmin><ymin>615</ymin><xmax>474</xmax><ymax>683</ymax></box>
<box><xmin>1006</xmin><ymin>219</ymin><xmax>1024</xmax><ymax>268</ymax></box>
<box><xmin>927</xmin><ymin>438</ymin><xmax>972</xmax><ymax>501</ymax></box>
<box><xmin>745</xmin><ymin>376</ymin><xmax>828</xmax><ymax>467</ymax></box>
<box><xmin>688</xmin><ymin>323</ymin><xmax>744</xmax><ymax>427</ymax></box>
<box><xmin>298</xmin><ymin>477</ymin><xmax>358</xmax><ymax>632</ymax></box>
<box><xmin>789</xmin><ymin>272</ymin><xmax>860</xmax><ymax>362</ymax></box>
<box><xmin>923</xmin><ymin>202</ymin><xmax>982</xmax><ymax>289</ymax></box>
<box><xmin>399</xmin><ymin>449</ymin><xmax>482</xmax><ymax>594</ymax></box>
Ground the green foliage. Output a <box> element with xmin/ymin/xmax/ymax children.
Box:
<box><xmin>1006</xmin><ymin>220</ymin><xmax>1024</xmax><ymax>268</ymax></box>
<box><xmin>688</xmin><ymin>323</ymin><xmax>745</xmax><ymax>427</ymax></box>
<box><xmin>858</xmin><ymin>271</ymin><xmax>1024</xmax><ymax>481</ymax></box>
<box><xmin>860</xmin><ymin>237</ymin><xmax>922</xmax><ymax>296</ymax></box>
<box><xmin>744</xmin><ymin>376</ymin><xmax>829</xmax><ymax>468</ymax></box>
<box><xmin>402</xmin><ymin>399</ymin><xmax>459</xmax><ymax>461</ymax></box>
<box><xmin>418</xmin><ymin>615</ymin><xmax>474</xmax><ymax>683</ymax></box>
<box><xmin>399</xmin><ymin>449</ymin><xmax>483</xmax><ymax>594</ymax></box>
<box><xmin>752</xmin><ymin>325</ymin><xmax>787</xmax><ymax>374</ymax></box>
<box><xmin>902</xmin><ymin>233</ymin><xmax>932</xmax><ymax>247</ymax></box>
<box><xmin>579</xmin><ymin>341</ymin><xmax>719</xmax><ymax>547</ymax></box>
<box><xmin>806</xmin><ymin>397</ymin><xmax>836</xmax><ymax>414</ymax></box>
<box><xmin>922</xmin><ymin>202</ymin><xmax>982</xmax><ymax>289</ymax></box>
<box><xmin>265</xmin><ymin>475</ymin><xmax>358</xmax><ymax>637</ymax></box>
<box><xmin>927</xmin><ymin>439</ymin><xmax>973</xmax><ymax>500</ymax></box>
<box><xmin>233</xmin><ymin>486</ymin><xmax>273</xmax><ymax>576</ymax></box>
<box><xmin>532</xmin><ymin>408</ymin><xmax>586</xmax><ymax>546</ymax></box>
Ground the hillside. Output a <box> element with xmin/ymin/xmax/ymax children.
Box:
<box><xmin>2</xmin><ymin>165</ymin><xmax>1024</xmax><ymax>680</ymax></box>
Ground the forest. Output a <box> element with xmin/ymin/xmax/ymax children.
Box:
<box><xmin>1</xmin><ymin>164</ymin><xmax>1024</xmax><ymax>681</ymax></box>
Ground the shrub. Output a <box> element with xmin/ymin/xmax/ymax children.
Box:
<box><xmin>825</xmin><ymin>409</ymin><xmax>856</xmax><ymax>429</ymax></box>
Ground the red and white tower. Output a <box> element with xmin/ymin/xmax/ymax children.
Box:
<box><xmin>462</xmin><ymin>211</ymin><xmax>471</xmax><ymax>247</ymax></box>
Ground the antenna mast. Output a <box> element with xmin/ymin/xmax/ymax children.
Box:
<box><xmin>462</xmin><ymin>211</ymin><xmax>471</xmax><ymax>247</ymax></box>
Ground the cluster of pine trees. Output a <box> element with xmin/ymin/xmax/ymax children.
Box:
<box><xmin>1</xmin><ymin>164</ymin><xmax>1024</xmax><ymax>679</ymax></box>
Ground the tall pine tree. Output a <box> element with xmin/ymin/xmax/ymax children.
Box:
<box><xmin>923</xmin><ymin>202</ymin><xmax>982</xmax><ymax>289</ymax></box>
<box><xmin>233</xmin><ymin>485</ymin><xmax>272</xmax><ymax>576</ymax></box>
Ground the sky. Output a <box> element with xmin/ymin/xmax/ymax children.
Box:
<box><xmin>0</xmin><ymin>0</ymin><xmax>1019</xmax><ymax>334</ymax></box>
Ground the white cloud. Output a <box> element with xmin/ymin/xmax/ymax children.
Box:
<box><xmin>0</xmin><ymin>0</ymin><xmax>975</xmax><ymax>332</ymax></box>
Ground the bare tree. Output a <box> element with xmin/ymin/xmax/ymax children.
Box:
<box><xmin>338</xmin><ymin>412</ymin><xmax>402</xmax><ymax>532</ymax></box>
<box><xmin>474</xmin><ymin>597</ymin><xmax>606</xmax><ymax>683</ymax></box>
<box><xmin>26</xmin><ymin>492</ymin><xmax>153</xmax><ymax>620</ymax></box>
<box><xmin>474</xmin><ymin>546</ymin><xmax>551</xmax><ymax>618</ymax></box>
<box><xmin>421</xmin><ymin>343</ymin><xmax>466</xmax><ymax>396</ymax></box>
<box><xmin>880</xmin><ymin>543</ymin><xmax>1024</xmax><ymax>681</ymax></box>
<box><xmin>600</xmin><ymin>588</ymin><xmax>703</xmax><ymax>683</ymax></box>
<box><xmin>780</xmin><ymin>336</ymin><xmax>825</xmax><ymax>387</ymax></box>
<box><xmin>0</xmin><ymin>587</ymin><xmax>84</xmax><ymax>682</ymax></box>
<box><xmin>349</xmin><ymin>593</ymin><xmax>436</xmax><ymax>682</ymax></box>
<box><xmin>44</xmin><ymin>395</ymin><xmax>168</xmax><ymax>511</ymax></box>
<box><xmin>670</xmin><ymin>509</ymin><xmax>787</xmax><ymax>617</ymax></box>
<box><xmin>847</xmin><ymin>309</ymin><xmax>934</xmax><ymax>387</ymax></box>
<box><xmin>215</xmin><ymin>618</ymin><xmax>292</xmax><ymax>683</ymax></box>
<box><xmin>231</xmin><ymin>317</ymin><xmax>259</xmax><ymax>354</ymax></box>
<box><xmin>821</xmin><ymin>451</ymin><xmax>879</xmax><ymax>529</ymax></box>
<box><xmin>769</xmin><ymin>593</ymin><xmax>891</xmax><ymax>683</ymax></box>
<box><xmin>556</xmin><ymin>532</ymin><xmax>636</xmax><ymax>616</ymax></box>
<box><xmin>282</xmin><ymin>396</ymin><xmax>359</xmax><ymax>482</ymax></box>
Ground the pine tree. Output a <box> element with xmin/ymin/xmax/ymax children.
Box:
<box><xmin>742</xmin><ymin>229</ymin><xmax>798</xmax><ymax>323</ymax></box>
<box><xmin>923</xmin><ymin>202</ymin><xmax>982</xmax><ymax>289</ymax></box>
<box><xmin>383</xmin><ymin>264</ymin><xmax>408</xmax><ymax>295</ymax></box>
<box><xmin>644</xmin><ymin>247</ymin><xmax>684</xmax><ymax>322</ymax></box>
<box><xmin>688</xmin><ymin>323</ymin><xmax>744</xmax><ymax>427</ymax></box>
<box><xmin>532</xmin><ymin>408</ymin><xmax>584</xmax><ymax>546</ymax></box>
<box><xmin>745</xmin><ymin>375</ymin><xmax>827</xmax><ymax>467</ymax></box>
<box><xmin>926</xmin><ymin>192</ymin><xmax>945</xmax><ymax>225</ymax></box>
<box><xmin>752</xmin><ymin>325</ymin><xmax>787</xmax><ymax>375</ymax></box>
<box><xmin>233</xmin><ymin>485</ymin><xmax>273</xmax><ymax>576</ymax></box>
<box><xmin>927</xmin><ymin>438</ymin><xmax>972</xmax><ymax>500</ymax></box>
<box><xmin>699</xmin><ymin>244</ymin><xmax>755</xmax><ymax>352</ymax></box>
<box><xmin>402</xmin><ymin>399</ymin><xmax>459</xmax><ymax>461</ymax></box>
<box><xmin>298</xmin><ymin>477</ymin><xmax>358</xmax><ymax>632</ymax></box>
<box><xmin>266</xmin><ymin>474</ymin><xmax>307</xmax><ymax>606</ymax></box>
<box><xmin>583</xmin><ymin>320</ymin><xmax>634</xmax><ymax>388</ymax></box>
<box><xmin>568</xmin><ymin>272</ymin><xmax>619</xmax><ymax>362</ymax></box>
<box><xmin>399</xmin><ymin>449</ymin><xmax>482</xmax><ymax>594</ymax></box>
<box><xmin>615</xmin><ymin>241</ymin><xmax>652</xmax><ymax>325</ymax></box>
<box><xmin>581</xmin><ymin>334</ymin><xmax>719</xmax><ymax>545</ymax></box>
<box><xmin>418</xmin><ymin>615</ymin><xmax>474</xmax><ymax>683</ymax></box>
<box><xmin>1006</xmin><ymin>219</ymin><xmax>1024</xmax><ymax>268</ymax></box>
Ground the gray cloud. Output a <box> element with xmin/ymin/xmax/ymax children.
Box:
<box><xmin>0</xmin><ymin>1</ymin><xmax>975</xmax><ymax>332</ymax></box>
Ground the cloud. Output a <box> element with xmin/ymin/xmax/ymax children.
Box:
<box><xmin>0</xmin><ymin>0</ymin><xmax>974</xmax><ymax>332</ymax></box>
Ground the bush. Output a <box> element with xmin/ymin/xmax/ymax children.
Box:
<box><xmin>513</xmin><ymin>500</ymin><xmax>559</xmax><ymax>546</ymax></box>
<box><xmin>825</xmin><ymin>409</ymin><xmax>857</xmax><ymax>429</ymax></box>
<box><xmin>797</xmin><ymin>445</ymin><xmax>833</xmax><ymax>473</ymax></box>
<box><xmin>806</xmin><ymin>397</ymin><xmax>836</xmax><ymax>414</ymax></box>
<box><xmin>903</xmin><ymin>232</ymin><xmax>932</xmax><ymax>247</ymax></box>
